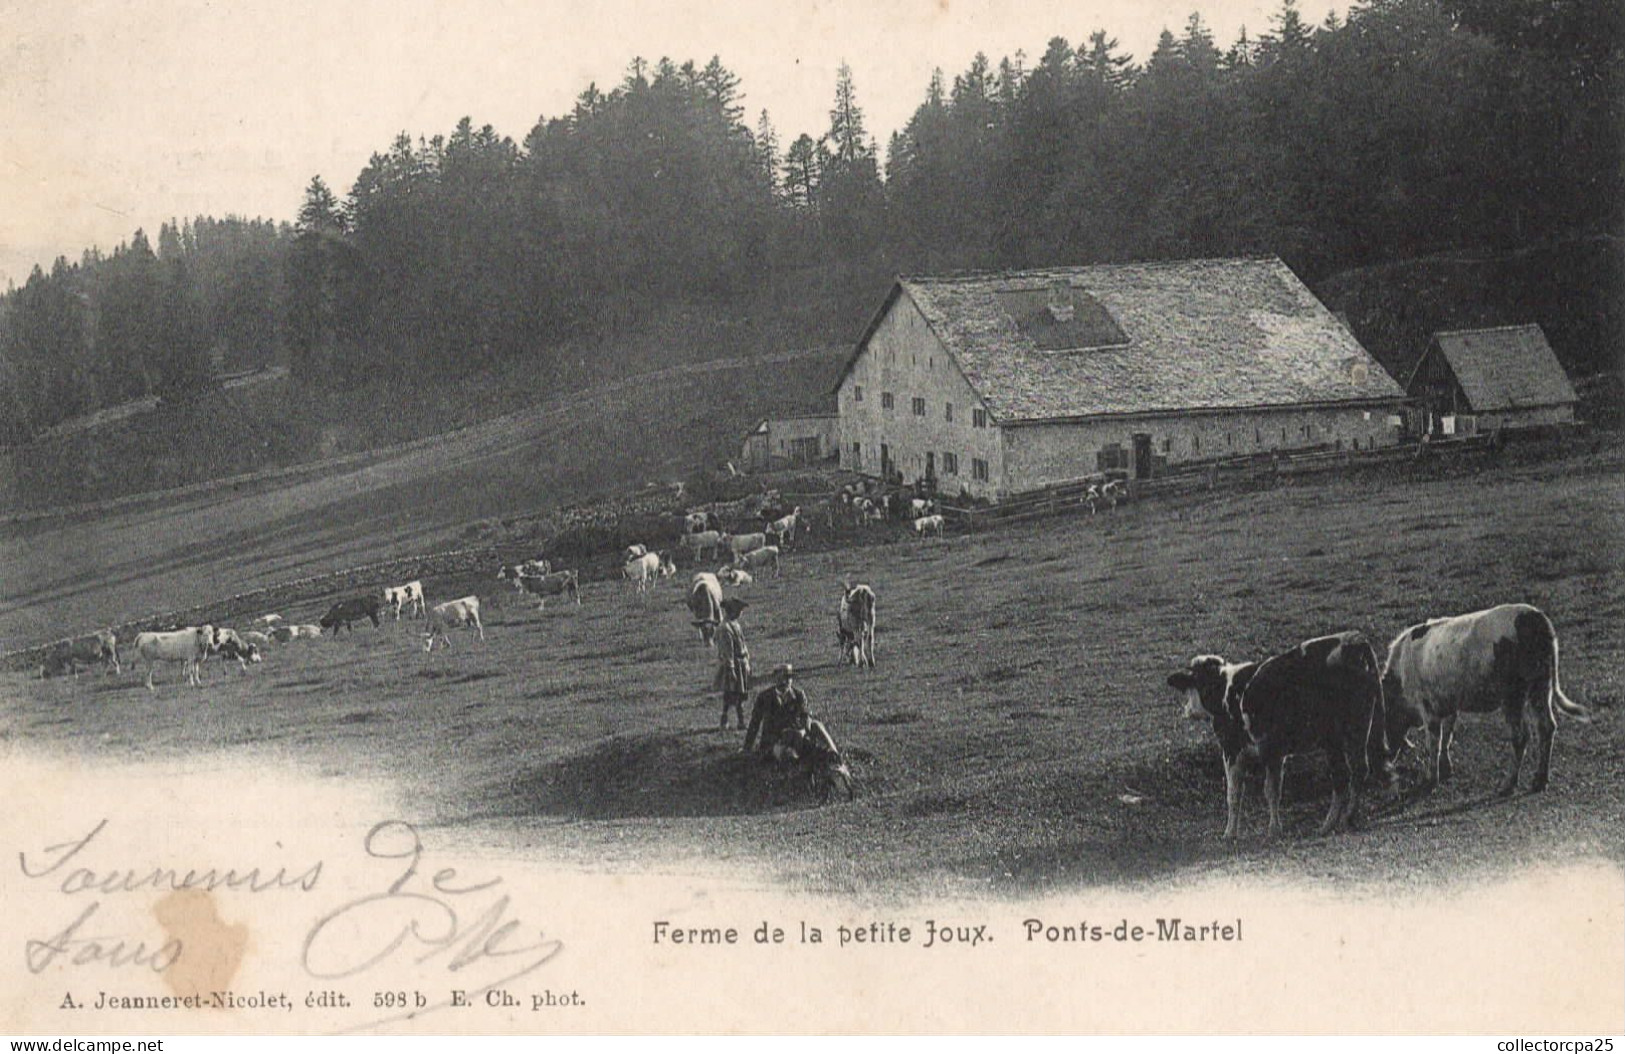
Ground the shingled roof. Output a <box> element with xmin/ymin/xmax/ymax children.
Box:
<box><xmin>842</xmin><ymin>257</ymin><xmax>1404</xmax><ymax>424</ymax></box>
<box><xmin>1422</xmin><ymin>325</ymin><xmax>1577</xmax><ymax>412</ymax></box>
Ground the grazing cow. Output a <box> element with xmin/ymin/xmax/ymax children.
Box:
<box><xmin>132</xmin><ymin>626</ymin><xmax>213</xmax><ymax>691</ymax></box>
<box><xmin>252</xmin><ymin>614</ymin><xmax>283</xmax><ymax>628</ymax></box>
<box><xmin>681</xmin><ymin>530</ymin><xmax>723</xmax><ymax>563</ymax></box>
<box><xmin>766</xmin><ymin>507</ymin><xmax>802</xmax><ymax>546</ymax></box>
<box><xmin>912</xmin><ymin>514</ymin><xmax>945</xmax><ymax>537</ymax></box>
<box><xmin>498</xmin><ymin>560</ymin><xmax>550</xmax><ymax>581</ymax></box>
<box><xmin>423</xmin><ymin>597</ymin><xmax>484</xmax><ymax>651</ymax></box>
<box><xmin>39</xmin><ymin>629</ymin><xmax>121</xmax><ymax>678</ymax></box>
<box><xmin>320</xmin><ymin>596</ymin><xmax>382</xmax><ymax>634</ymax></box>
<box><xmin>270</xmin><ymin>624</ymin><xmax>323</xmax><ymax>644</ymax></box>
<box><xmin>382</xmin><ymin>580</ymin><xmax>426</xmax><ymax>620</ymax></box>
<box><xmin>1174</xmin><ymin>632</ymin><xmax>1390</xmax><ymax>838</ymax></box>
<box><xmin>1167</xmin><ymin>654</ymin><xmax>1264</xmax><ymax>839</ymax></box>
<box><xmin>208</xmin><ymin>628</ymin><xmax>261</xmax><ymax>671</ymax></box>
<box><xmin>623</xmin><ymin>551</ymin><xmax>674</xmax><ymax>594</ymax></box>
<box><xmin>1381</xmin><ymin>604</ymin><xmax>1590</xmax><ymax>796</ymax></box>
<box><xmin>722</xmin><ymin>532</ymin><xmax>769</xmax><ymax>560</ymax></box>
<box><xmin>837</xmin><ymin>584</ymin><xmax>877</xmax><ymax>668</ymax></box>
<box><xmin>512</xmin><ymin>569</ymin><xmax>580</xmax><ymax>609</ymax></box>
<box><xmin>728</xmin><ymin>544</ymin><xmax>781</xmax><ymax>578</ymax></box>
<box><xmin>687</xmin><ymin>572</ymin><xmax>724</xmax><ymax>648</ymax></box>
<box><xmin>242</xmin><ymin>631</ymin><xmax>272</xmax><ymax>649</ymax></box>
<box><xmin>717</xmin><ymin>567</ymin><xmax>753</xmax><ymax>586</ymax></box>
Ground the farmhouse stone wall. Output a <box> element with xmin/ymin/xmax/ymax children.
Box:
<box><xmin>837</xmin><ymin>295</ymin><xmax>1005</xmax><ymax>499</ymax></box>
<box><xmin>1003</xmin><ymin>405</ymin><xmax>1402</xmax><ymax>493</ymax></box>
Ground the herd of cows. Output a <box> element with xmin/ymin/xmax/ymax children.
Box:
<box><xmin>23</xmin><ymin>472</ymin><xmax>1597</xmax><ymax>835</ymax></box>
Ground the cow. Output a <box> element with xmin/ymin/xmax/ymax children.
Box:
<box><xmin>208</xmin><ymin>627</ymin><xmax>262</xmax><ymax>671</ymax></box>
<box><xmin>131</xmin><ymin>626</ymin><xmax>212</xmax><ymax>691</ymax></box>
<box><xmin>681</xmin><ymin>530</ymin><xmax>723</xmax><ymax>563</ymax></box>
<box><xmin>382</xmin><ymin>580</ymin><xmax>426</xmax><ymax>620</ymax></box>
<box><xmin>252</xmin><ymin>614</ymin><xmax>283</xmax><ymax>628</ymax></box>
<box><xmin>1173</xmin><ymin>631</ymin><xmax>1390</xmax><ymax>838</ymax></box>
<box><xmin>837</xmin><ymin>584</ymin><xmax>877</xmax><ymax>668</ymax></box>
<box><xmin>721</xmin><ymin>532</ymin><xmax>769</xmax><ymax>560</ymax></box>
<box><xmin>727</xmin><ymin>544</ymin><xmax>781</xmax><ymax>578</ymax></box>
<box><xmin>683</xmin><ymin>512</ymin><xmax>711</xmax><ymax>535</ymax></box>
<box><xmin>39</xmin><ymin>629</ymin><xmax>121</xmax><ymax>678</ymax></box>
<box><xmin>624</xmin><ymin>544</ymin><xmax>650</xmax><ymax>562</ymax></box>
<box><xmin>688</xmin><ymin>572</ymin><xmax>724</xmax><ymax>648</ymax></box>
<box><xmin>498</xmin><ymin>560</ymin><xmax>550</xmax><ymax>580</ymax></box>
<box><xmin>1380</xmin><ymin>604</ymin><xmax>1590</xmax><ymax>796</ymax></box>
<box><xmin>765</xmin><ymin>507</ymin><xmax>802</xmax><ymax>546</ymax></box>
<box><xmin>912</xmin><ymin>514</ymin><xmax>945</xmax><ymax>537</ymax></box>
<box><xmin>423</xmin><ymin>597</ymin><xmax>484</xmax><ymax>651</ymax></box>
<box><xmin>241</xmin><ymin>630</ymin><xmax>272</xmax><ymax>649</ymax></box>
<box><xmin>270</xmin><ymin>624</ymin><xmax>323</xmax><ymax>644</ymax></box>
<box><xmin>320</xmin><ymin>596</ymin><xmax>382</xmax><ymax>634</ymax></box>
<box><xmin>909</xmin><ymin>498</ymin><xmax>935</xmax><ymax>518</ymax></box>
<box><xmin>512</xmin><ymin>569</ymin><xmax>580</xmax><ymax>609</ymax></box>
<box><xmin>1167</xmin><ymin>654</ymin><xmax>1262</xmax><ymax>839</ymax></box>
<box><xmin>623</xmin><ymin>551</ymin><xmax>674</xmax><ymax>594</ymax></box>
<box><xmin>716</xmin><ymin>567</ymin><xmax>753</xmax><ymax>586</ymax></box>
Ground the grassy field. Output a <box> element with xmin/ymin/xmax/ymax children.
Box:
<box><xmin>3</xmin><ymin>445</ymin><xmax>1621</xmax><ymax>897</ymax></box>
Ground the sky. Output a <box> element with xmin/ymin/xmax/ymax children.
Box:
<box><xmin>0</xmin><ymin>0</ymin><xmax>1340</xmax><ymax>289</ymax></box>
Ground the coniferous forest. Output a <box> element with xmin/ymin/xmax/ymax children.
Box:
<box><xmin>1</xmin><ymin>0</ymin><xmax>1619</xmax><ymax>445</ymax></box>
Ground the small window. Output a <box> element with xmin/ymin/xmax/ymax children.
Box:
<box><xmin>972</xmin><ymin>458</ymin><xmax>989</xmax><ymax>482</ymax></box>
<box><xmin>853</xmin><ymin>385</ymin><xmax>864</xmax><ymax>402</ymax></box>
<box><xmin>912</xmin><ymin>397</ymin><xmax>926</xmax><ymax>417</ymax></box>
<box><xmin>882</xmin><ymin>392</ymin><xmax>895</xmax><ymax>410</ymax></box>
<box><xmin>1193</xmin><ymin>435</ymin><xmax>1201</xmax><ymax>453</ymax></box>
<box><xmin>1255</xmin><ymin>426</ymin><xmax>1262</xmax><ymax>445</ymax></box>
<box><xmin>851</xmin><ymin>441</ymin><xmax>861</xmax><ymax>467</ymax></box>
<box><xmin>1162</xmin><ymin>437</ymin><xmax>1171</xmax><ymax>454</ymax></box>
<box><xmin>1281</xmin><ymin>426</ymin><xmax>1287</xmax><ymax>442</ymax></box>
<box><xmin>973</xmin><ymin>408</ymin><xmax>988</xmax><ymax>429</ymax></box>
<box><xmin>942</xmin><ymin>452</ymin><xmax>959</xmax><ymax>475</ymax></box>
<box><xmin>945</xmin><ymin>402</ymin><xmax>954</xmax><ymax>423</ymax></box>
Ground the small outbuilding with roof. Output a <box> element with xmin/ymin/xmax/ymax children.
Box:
<box><xmin>833</xmin><ymin>257</ymin><xmax>1407</xmax><ymax>499</ymax></box>
<box><xmin>1405</xmin><ymin>324</ymin><xmax>1577</xmax><ymax>437</ymax></box>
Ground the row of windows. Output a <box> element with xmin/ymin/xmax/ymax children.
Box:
<box><xmin>849</xmin><ymin>442</ymin><xmax>988</xmax><ymax>482</ymax></box>
<box><xmin>851</xmin><ymin>385</ymin><xmax>989</xmax><ymax>428</ymax></box>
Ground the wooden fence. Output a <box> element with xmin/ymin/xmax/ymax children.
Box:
<box><xmin>942</xmin><ymin>435</ymin><xmax>1497</xmax><ymax>528</ymax></box>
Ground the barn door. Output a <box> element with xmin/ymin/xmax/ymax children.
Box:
<box><xmin>1132</xmin><ymin>433</ymin><xmax>1153</xmax><ymax>479</ymax></box>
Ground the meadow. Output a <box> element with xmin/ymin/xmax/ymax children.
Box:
<box><xmin>4</xmin><ymin>444</ymin><xmax>1621</xmax><ymax>897</ymax></box>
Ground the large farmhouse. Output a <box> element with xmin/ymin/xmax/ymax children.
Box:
<box><xmin>1405</xmin><ymin>324</ymin><xmax>1577</xmax><ymax>437</ymax></box>
<box><xmin>834</xmin><ymin>258</ymin><xmax>1407</xmax><ymax>500</ymax></box>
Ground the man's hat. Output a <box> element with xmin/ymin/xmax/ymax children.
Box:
<box><xmin>773</xmin><ymin>663</ymin><xmax>794</xmax><ymax>681</ymax></box>
<box><xmin>721</xmin><ymin>598</ymin><xmax>748</xmax><ymax>615</ymax></box>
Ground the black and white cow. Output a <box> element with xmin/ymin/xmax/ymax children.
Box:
<box><xmin>1381</xmin><ymin>603</ymin><xmax>1590</xmax><ymax>796</ymax></box>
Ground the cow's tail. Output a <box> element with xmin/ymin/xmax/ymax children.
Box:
<box><xmin>1522</xmin><ymin>608</ymin><xmax>1592</xmax><ymax>723</ymax></box>
<box><xmin>1548</xmin><ymin>626</ymin><xmax>1591</xmax><ymax>722</ymax></box>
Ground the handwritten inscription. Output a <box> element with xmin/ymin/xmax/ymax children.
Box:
<box><xmin>301</xmin><ymin>821</ymin><xmax>564</xmax><ymax>1029</ymax></box>
<box><xmin>19</xmin><ymin>819</ymin><xmax>321</xmax><ymax>976</ymax></box>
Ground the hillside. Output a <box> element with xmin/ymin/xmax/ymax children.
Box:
<box><xmin>0</xmin><ymin>346</ymin><xmax>847</xmax><ymax>650</ymax></box>
<box><xmin>1315</xmin><ymin>234</ymin><xmax>1623</xmax><ymax>423</ymax></box>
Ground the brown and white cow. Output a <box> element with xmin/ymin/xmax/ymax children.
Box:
<box><xmin>721</xmin><ymin>532</ymin><xmax>769</xmax><ymax>560</ymax></box>
<box><xmin>383</xmin><ymin>580</ymin><xmax>426</xmax><ymax>620</ymax></box>
<box><xmin>132</xmin><ymin>626</ymin><xmax>213</xmax><ymax>691</ymax></box>
<box><xmin>1171</xmin><ymin>631</ymin><xmax>1390</xmax><ymax>838</ymax></box>
<box><xmin>1381</xmin><ymin>603</ymin><xmax>1590</xmax><ymax>796</ymax></box>
<box><xmin>681</xmin><ymin>531</ymin><xmax>723</xmax><ymax>564</ymax></box>
<box><xmin>510</xmin><ymin>569</ymin><xmax>580</xmax><ymax>609</ymax></box>
<box><xmin>39</xmin><ymin>629</ymin><xmax>121</xmax><ymax>678</ymax></box>
<box><xmin>423</xmin><ymin>597</ymin><xmax>484</xmax><ymax>651</ymax></box>
<box><xmin>623</xmin><ymin>551</ymin><xmax>675</xmax><ymax>595</ymax></box>
<box><xmin>688</xmin><ymin>572</ymin><xmax>724</xmax><ymax>648</ymax></box>
<box><xmin>727</xmin><ymin>544</ymin><xmax>780</xmax><ymax>578</ymax></box>
<box><xmin>837</xmin><ymin>584</ymin><xmax>876</xmax><ymax>668</ymax></box>
<box><xmin>208</xmin><ymin>627</ymin><xmax>262</xmax><ymax>671</ymax></box>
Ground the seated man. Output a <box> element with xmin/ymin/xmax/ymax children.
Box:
<box><xmin>744</xmin><ymin>663</ymin><xmax>813</xmax><ymax>760</ymax></box>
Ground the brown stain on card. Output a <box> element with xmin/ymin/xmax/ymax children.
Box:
<box><xmin>154</xmin><ymin>889</ymin><xmax>248</xmax><ymax>1003</ymax></box>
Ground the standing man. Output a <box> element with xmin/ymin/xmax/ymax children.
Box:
<box><xmin>713</xmin><ymin>597</ymin><xmax>751</xmax><ymax>730</ymax></box>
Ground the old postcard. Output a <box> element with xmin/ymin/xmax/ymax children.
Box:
<box><xmin>2</xmin><ymin>0</ymin><xmax>1621</xmax><ymax>1037</ymax></box>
